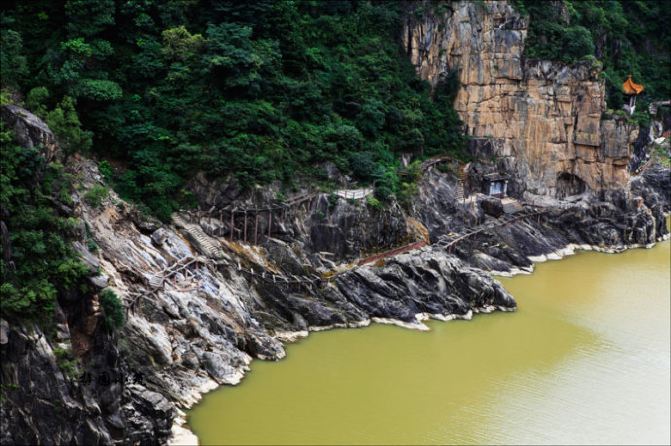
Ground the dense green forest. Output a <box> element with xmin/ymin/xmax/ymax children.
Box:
<box><xmin>1</xmin><ymin>0</ymin><xmax>466</xmax><ymax>220</ymax></box>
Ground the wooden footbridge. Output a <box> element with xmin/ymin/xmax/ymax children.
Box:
<box><xmin>633</xmin><ymin>156</ymin><xmax>656</xmax><ymax>175</ymax></box>
<box><xmin>356</xmin><ymin>240</ymin><xmax>428</xmax><ymax>266</ymax></box>
<box><xmin>184</xmin><ymin>186</ymin><xmax>379</xmax><ymax>246</ymax></box>
<box><xmin>183</xmin><ymin>192</ymin><xmax>320</xmax><ymax>244</ymax></box>
<box><xmin>352</xmin><ymin>204</ymin><xmax>559</xmax><ymax>266</ymax></box>
<box><xmin>420</xmin><ymin>155</ymin><xmax>459</xmax><ymax>172</ymax></box>
<box><xmin>436</xmin><ymin>206</ymin><xmax>557</xmax><ymax>252</ymax></box>
<box><xmin>182</xmin><ymin>154</ymin><xmax>465</xmax><ymax>246</ymax></box>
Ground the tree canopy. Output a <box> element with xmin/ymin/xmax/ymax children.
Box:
<box><xmin>1</xmin><ymin>0</ymin><xmax>467</xmax><ymax>219</ymax></box>
<box><xmin>514</xmin><ymin>0</ymin><xmax>671</xmax><ymax>110</ymax></box>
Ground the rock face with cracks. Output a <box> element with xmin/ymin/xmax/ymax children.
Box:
<box><xmin>403</xmin><ymin>0</ymin><xmax>638</xmax><ymax>197</ymax></box>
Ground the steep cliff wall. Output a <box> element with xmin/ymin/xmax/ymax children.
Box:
<box><xmin>403</xmin><ymin>0</ymin><xmax>637</xmax><ymax>197</ymax></box>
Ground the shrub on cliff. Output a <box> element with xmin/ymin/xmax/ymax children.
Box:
<box><xmin>100</xmin><ymin>288</ymin><xmax>124</xmax><ymax>331</ymax></box>
<box><xmin>0</xmin><ymin>123</ymin><xmax>89</xmax><ymax>321</ymax></box>
<box><xmin>83</xmin><ymin>185</ymin><xmax>109</xmax><ymax>208</ymax></box>
<box><xmin>45</xmin><ymin>97</ymin><xmax>93</xmax><ymax>156</ymax></box>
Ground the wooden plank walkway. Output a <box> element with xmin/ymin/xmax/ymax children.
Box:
<box><xmin>183</xmin><ymin>192</ymin><xmax>321</xmax><ymax>244</ymax></box>
<box><xmin>436</xmin><ymin>207</ymin><xmax>551</xmax><ymax>251</ymax></box>
<box><xmin>357</xmin><ymin>240</ymin><xmax>427</xmax><ymax>266</ymax></box>
<box><xmin>421</xmin><ymin>155</ymin><xmax>457</xmax><ymax>172</ymax></box>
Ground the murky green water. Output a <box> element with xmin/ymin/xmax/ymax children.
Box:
<box><xmin>188</xmin><ymin>240</ymin><xmax>670</xmax><ymax>445</ymax></box>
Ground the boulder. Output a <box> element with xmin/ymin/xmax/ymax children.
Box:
<box><xmin>480</xmin><ymin>196</ymin><xmax>504</xmax><ymax>217</ymax></box>
<box><xmin>0</xmin><ymin>105</ymin><xmax>59</xmax><ymax>161</ymax></box>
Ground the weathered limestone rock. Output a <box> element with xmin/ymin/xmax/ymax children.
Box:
<box><xmin>480</xmin><ymin>196</ymin><xmax>504</xmax><ymax>218</ymax></box>
<box><xmin>403</xmin><ymin>0</ymin><xmax>639</xmax><ymax>197</ymax></box>
<box><xmin>0</xmin><ymin>104</ymin><xmax>59</xmax><ymax>162</ymax></box>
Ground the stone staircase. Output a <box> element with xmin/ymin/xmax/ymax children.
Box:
<box><xmin>455</xmin><ymin>168</ymin><xmax>466</xmax><ymax>202</ymax></box>
<box><xmin>455</xmin><ymin>182</ymin><xmax>465</xmax><ymax>201</ymax></box>
<box><xmin>172</xmin><ymin>215</ymin><xmax>225</xmax><ymax>259</ymax></box>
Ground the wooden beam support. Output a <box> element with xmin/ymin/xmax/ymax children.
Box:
<box><xmin>243</xmin><ymin>211</ymin><xmax>248</xmax><ymax>242</ymax></box>
<box><xmin>230</xmin><ymin>209</ymin><xmax>235</xmax><ymax>241</ymax></box>
<box><xmin>254</xmin><ymin>213</ymin><xmax>259</xmax><ymax>245</ymax></box>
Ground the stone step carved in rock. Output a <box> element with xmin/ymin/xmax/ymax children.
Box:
<box><xmin>173</xmin><ymin>215</ymin><xmax>225</xmax><ymax>259</ymax></box>
<box><xmin>455</xmin><ymin>181</ymin><xmax>465</xmax><ymax>201</ymax></box>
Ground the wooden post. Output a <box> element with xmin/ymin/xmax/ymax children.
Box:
<box><xmin>243</xmin><ymin>211</ymin><xmax>248</xmax><ymax>242</ymax></box>
<box><xmin>230</xmin><ymin>210</ymin><xmax>235</xmax><ymax>241</ymax></box>
<box><xmin>254</xmin><ymin>213</ymin><xmax>259</xmax><ymax>245</ymax></box>
<box><xmin>268</xmin><ymin>210</ymin><xmax>272</xmax><ymax>238</ymax></box>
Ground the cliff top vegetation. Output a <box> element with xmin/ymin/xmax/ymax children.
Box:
<box><xmin>1</xmin><ymin>0</ymin><xmax>465</xmax><ymax>220</ymax></box>
<box><xmin>513</xmin><ymin>0</ymin><xmax>670</xmax><ymax>112</ymax></box>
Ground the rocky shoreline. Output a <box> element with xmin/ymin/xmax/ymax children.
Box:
<box><xmin>169</xmin><ymin>214</ymin><xmax>670</xmax><ymax>446</ymax></box>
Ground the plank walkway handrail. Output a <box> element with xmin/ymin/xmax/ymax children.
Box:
<box><xmin>190</xmin><ymin>193</ymin><xmax>318</xmax><ymax>216</ymax></box>
<box><xmin>181</xmin><ymin>192</ymin><xmax>321</xmax><ymax>244</ymax></box>
<box><xmin>183</xmin><ymin>154</ymin><xmax>461</xmax><ymax>245</ymax></box>
<box><xmin>421</xmin><ymin>155</ymin><xmax>458</xmax><ymax>172</ymax></box>
<box><xmin>335</xmin><ymin>188</ymin><xmax>374</xmax><ymax>200</ymax></box>
<box><xmin>436</xmin><ymin>207</ymin><xmax>556</xmax><ymax>251</ymax></box>
<box><xmin>634</xmin><ymin>156</ymin><xmax>655</xmax><ymax>175</ymax></box>
<box><xmin>357</xmin><ymin>240</ymin><xmax>427</xmax><ymax>266</ymax></box>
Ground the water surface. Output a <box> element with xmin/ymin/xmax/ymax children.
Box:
<box><xmin>188</xmin><ymin>241</ymin><xmax>670</xmax><ymax>445</ymax></box>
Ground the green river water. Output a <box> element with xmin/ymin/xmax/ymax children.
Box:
<box><xmin>188</xmin><ymin>239</ymin><xmax>670</xmax><ymax>445</ymax></box>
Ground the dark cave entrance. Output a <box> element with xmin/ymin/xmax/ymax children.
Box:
<box><xmin>556</xmin><ymin>172</ymin><xmax>587</xmax><ymax>199</ymax></box>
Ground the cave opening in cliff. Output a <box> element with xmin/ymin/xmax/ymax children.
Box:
<box><xmin>556</xmin><ymin>172</ymin><xmax>587</xmax><ymax>199</ymax></box>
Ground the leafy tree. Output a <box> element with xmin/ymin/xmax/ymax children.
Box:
<box><xmin>100</xmin><ymin>288</ymin><xmax>124</xmax><ymax>330</ymax></box>
<box><xmin>161</xmin><ymin>26</ymin><xmax>204</xmax><ymax>61</ymax></box>
<box><xmin>74</xmin><ymin>79</ymin><xmax>122</xmax><ymax>101</ymax></box>
<box><xmin>65</xmin><ymin>0</ymin><xmax>115</xmax><ymax>37</ymax></box>
<box><xmin>45</xmin><ymin>96</ymin><xmax>92</xmax><ymax>155</ymax></box>
<box><xmin>0</xmin><ymin>26</ymin><xmax>27</xmax><ymax>88</ymax></box>
<box><xmin>25</xmin><ymin>87</ymin><xmax>50</xmax><ymax>117</ymax></box>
